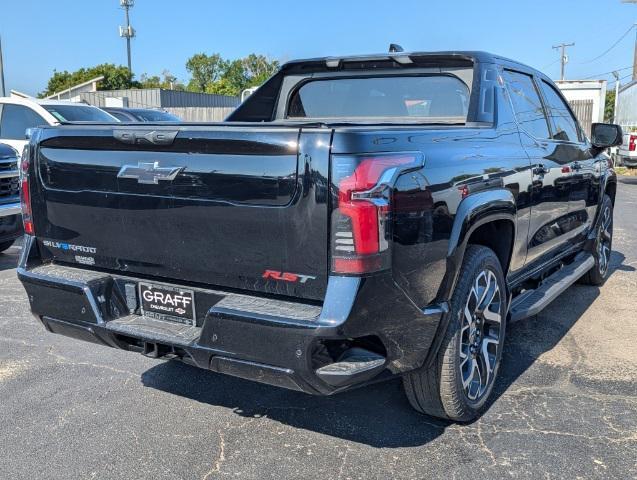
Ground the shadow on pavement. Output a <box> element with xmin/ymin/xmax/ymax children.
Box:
<box><xmin>141</xmin><ymin>251</ymin><xmax>633</xmax><ymax>448</ymax></box>
<box><xmin>0</xmin><ymin>246</ymin><xmax>20</xmax><ymax>272</ymax></box>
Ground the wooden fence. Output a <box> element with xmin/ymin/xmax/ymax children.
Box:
<box><xmin>568</xmin><ymin>99</ymin><xmax>594</xmax><ymax>137</ymax></box>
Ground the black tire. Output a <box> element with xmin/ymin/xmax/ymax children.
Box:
<box><xmin>403</xmin><ymin>245</ymin><xmax>507</xmax><ymax>421</ymax></box>
<box><xmin>0</xmin><ymin>240</ymin><xmax>14</xmax><ymax>254</ymax></box>
<box><xmin>581</xmin><ymin>194</ymin><xmax>613</xmax><ymax>286</ymax></box>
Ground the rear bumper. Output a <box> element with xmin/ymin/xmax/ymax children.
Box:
<box><xmin>0</xmin><ymin>203</ymin><xmax>22</xmax><ymax>243</ymax></box>
<box><xmin>622</xmin><ymin>156</ymin><xmax>637</xmax><ymax>167</ymax></box>
<box><xmin>17</xmin><ymin>236</ymin><xmax>445</xmax><ymax>395</ymax></box>
<box><xmin>0</xmin><ymin>201</ymin><xmax>21</xmax><ymax>217</ymax></box>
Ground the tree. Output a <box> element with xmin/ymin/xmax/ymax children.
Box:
<box><xmin>184</xmin><ymin>52</ymin><xmax>280</xmax><ymax>96</ymax></box>
<box><xmin>605</xmin><ymin>89</ymin><xmax>616</xmax><ymax>123</ymax></box>
<box><xmin>139</xmin><ymin>70</ymin><xmax>184</xmax><ymax>90</ymax></box>
<box><xmin>185</xmin><ymin>53</ymin><xmax>227</xmax><ymax>93</ymax></box>
<box><xmin>39</xmin><ymin>64</ymin><xmax>137</xmax><ymax>97</ymax></box>
<box><xmin>241</xmin><ymin>54</ymin><xmax>280</xmax><ymax>86</ymax></box>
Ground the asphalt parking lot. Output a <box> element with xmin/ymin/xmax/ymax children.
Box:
<box><xmin>0</xmin><ymin>181</ymin><xmax>636</xmax><ymax>480</ymax></box>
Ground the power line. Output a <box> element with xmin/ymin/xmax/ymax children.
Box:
<box><xmin>577</xmin><ymin>24</ymin><xmax>635</xmax><ymax>64</ymax></box>
<box><xmin>541</xmin><ymin>58</ymin><xmax>560</xmax><ymax>70</ymax></box>
<box><xmin>608</xmin><ymin>72</ymin><xmax>634</xmax><ymax>89</ymax></box>
<box><xmin>581</xmin><ymin>65</ymin><xmax>633</xmax><ymax>80</ymax></box>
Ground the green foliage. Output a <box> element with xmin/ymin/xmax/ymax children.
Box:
<box><xmin>39</xmin><ymin>64</ymin><xmax>138</xmax><ymax>98</ymax></box>
<box><xmin>138</xmin><ymin>70</ymin><xmax>184</xmax><ymax>90</ymax></box>
<box><xmin>605</xmin><ymin>89</ymin><xmax>616</xmax><ymax>123</ymax></box>
<box><xmin>39</xmin><ymin>53</ymin><xmax>279</xmax><ymax>99</ymax></box>
<box><xmin>185</xmin><ymin>53</ymin><xmax>227</xmax><ymax>93</ymax></box>
<box><xmin>185</xmin><ymin>53</ymin><xmax>279</xmax><ymax>96</ymax></box>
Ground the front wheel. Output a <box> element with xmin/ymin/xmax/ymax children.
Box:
<box><xmin>403</xmin><ymin>245</ymin><xmax>506</xmax><ymax>421</ymax></box>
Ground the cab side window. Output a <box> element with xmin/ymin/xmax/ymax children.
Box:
<box><xmin>503</xmin><ymin>70</ymin><xmax>551</xmax><ymax>139</ymax></box>
<box><xmin>0</xmin><ymin>104</ymin><xmax>46</xmax><ymax>140</ymax></box>
<box><xmin>538</xmin><ymin>81</ymin><xmax>581</xmax><ymax>143</ymax></box>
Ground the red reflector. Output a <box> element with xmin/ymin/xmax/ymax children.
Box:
<box><xmin>333</xmin><ymin>256</ymin><xmax>382</xmax><ymax>274</ymax></box>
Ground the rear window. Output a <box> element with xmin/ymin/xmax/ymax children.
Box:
<box><xmin>287</xmin><ymin>75</ymin><xmax>469</xmax><ymax>121</ymax></box>
<box><xmin>42</xmin><ymin>105</ymin><xmax>117</xmax><ymax>122</ymax></box>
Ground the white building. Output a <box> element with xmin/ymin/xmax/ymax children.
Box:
<box><xmin>615</xmin><ymin>80</ymin><xmax>637</xmax><ymax>129</ymax></box>
<box><xmin>555</xmin><ymin>79</ymin><xmax>607</xmax><ymax>136</ymax></box>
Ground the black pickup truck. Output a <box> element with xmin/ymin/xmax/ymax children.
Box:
<box><xmin>17</xmin><ymin>51</ymin><xmax>621</xmax><ymax>421</ymax></box>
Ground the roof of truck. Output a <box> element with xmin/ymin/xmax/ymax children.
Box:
<box><xmin>284</xmin><ymin>50</ymin><xmax>517</xmax><ymax>66</ymax></box>
<box><xmin>281</xmin><ymin>50</ymin><xmax>539</xmax><ymax>74</ymax></box>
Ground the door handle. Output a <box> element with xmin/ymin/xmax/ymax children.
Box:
<box><xmin>533</xmin><ymin>164</ymin><xmax>550</xmax><ymax>175</ymax></box>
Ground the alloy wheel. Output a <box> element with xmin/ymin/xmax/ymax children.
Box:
<box><xmin>459</xmin><ymin>269</ymin><xmax>502</xmax><ymax>402</ymax></box>
<box><xmin>597</xmin><ymin>204</ymin><xmax>613</xmax><ymax>276</ymax></box>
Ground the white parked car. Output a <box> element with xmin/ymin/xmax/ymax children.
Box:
<box><xmin>617</xmin><ymin>129</ymin><xmax>637</xmax><ymax>167</ymax></box>
<box><xmin>0</xmin><ymin>97</ymin><xmax>117</xmax><ymax>153</ymax></box>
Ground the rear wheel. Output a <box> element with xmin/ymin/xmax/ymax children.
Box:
<box><xmin>403</xmin><ymin>245</ymin><xmax>506</xmax><ymax>421</ymax></box>
<box><xmin>0</xmin><ymin>240</ymin><xmax>14</xmax><ymax>254</ymax></box>
<box><xmin>581</xmin><ymin>194</ymin><xmax>613</xmax><ymax>286</ymax></box>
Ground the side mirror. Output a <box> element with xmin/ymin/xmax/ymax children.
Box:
<box><xmin>25</xmin><ymin>128</ymin><xmax>36</xmax><ymax>140</ymax></box>
<box><xmin>591</xmin><ymin>123</ymin><xmax>623</xmax><ymax>148</ymax></box>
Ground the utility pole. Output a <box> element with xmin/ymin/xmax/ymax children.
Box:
<box><xmin>621</xmin><ymin>1</ymin><xmax>637</xmax><ymax>80</ymax></box>
<box><xmin>0</xmin><ymin>36</ymin><xmax>5</xmax><ymax>97</ymax></box>
<box><xmin>634</xmin><ymin>24</ymin><xmax>637</xmax><ymax>81</ymax></box>
<box><xmin>552</xmin><ymin>42</ymin><xmax>575</xmax><ymax>81</ymax></box>
<box><xmin>119</xmin><ymin>0</ymin><xmax>135</xmax><ymax>76</ymax></box>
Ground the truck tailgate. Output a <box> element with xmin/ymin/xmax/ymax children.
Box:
<box><xmin>32</xmin><ymin>125</ymin><xmax>331</xmax><ymax>300</ymax></box>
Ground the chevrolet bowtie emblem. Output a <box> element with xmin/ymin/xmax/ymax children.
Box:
<box><xmin>117</xmin><ymin>162</ymin><xmax>184</xmax><ymax>184</ymax></box>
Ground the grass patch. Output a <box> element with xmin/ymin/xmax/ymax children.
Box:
<box><xmin>615</xmin><ymin>166</ymin><xmax>637</xmax><ymax>176</ymax></box>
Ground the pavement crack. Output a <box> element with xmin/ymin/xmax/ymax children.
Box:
<box><xmin>202</xmin><ymin>430</ymin><xmax>226</xmax><ymax>480</ymax></box>
<box><xmin>336</xmin><ymin>445</ymin><xmax>351</xmax><ymax>480</ymax></box>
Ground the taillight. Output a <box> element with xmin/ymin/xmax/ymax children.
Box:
<box><xmin>629</xmin><ymin>134</ymin><xmax>636</xmax><ymax>152</ymax></box>
<box><xmin>330</xmin><ymin>153</ymin><xmax>423</xmax><ymax>274</ymax></box>
<box><xmin>20</xmin><ymin>145</ymin><xmax>34</xmax><ymax>235</ymax></box>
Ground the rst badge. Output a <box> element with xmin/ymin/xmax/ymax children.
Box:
<box><xmin>262</xmin><ymin>270</ymin><xmax>316</xmax><ymax>284</ymax></box>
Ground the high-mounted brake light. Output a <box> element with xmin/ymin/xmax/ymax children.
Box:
<box><xmin>331</xmin><ymin>153</ymin><xmax>422</xmax><ymax>274</ymax></box>
<box><xmin>20</xmin><ymin>145</ymin><xmax>34</xmax><ymax>235</ymax></box>
<box><xmin>629</xmin><ymin>134</ymin><xmax>636</xmax><ymax>152</ymax></box>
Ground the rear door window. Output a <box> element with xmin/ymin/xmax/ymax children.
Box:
<box><xmin>287</xmin><ymin>75</ymin><xmax>469</xmax><ymax>121</ymax></box>
<box><xmin>503</xmin><ymin>70</ymin><xmax>551</xmax><ymax>139</ymax></box>
<box><xmin>538</xmin><ymin>81</ymin><xmax>582</xmax><ymax>143</ymax></box>
<box><xmin>0</xmin><ymin>104</ymin><xmax>47</xmax><ymax>139</ymax></box>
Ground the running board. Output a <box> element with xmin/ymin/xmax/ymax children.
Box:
<box><xmin>509</xmin><ymin>253</ymin><xmax>594</xmax><ymax>323</ymax></box>
<box><xmin>315</xmin><ymin>348</ymin><xmax>386</xmax><ymax>388</ymax></box>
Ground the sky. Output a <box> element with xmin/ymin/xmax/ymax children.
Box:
<box><xmin>1</xmin><ymin>0</ymin><xmax>636</xmax><ymax>96</ymax></box>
